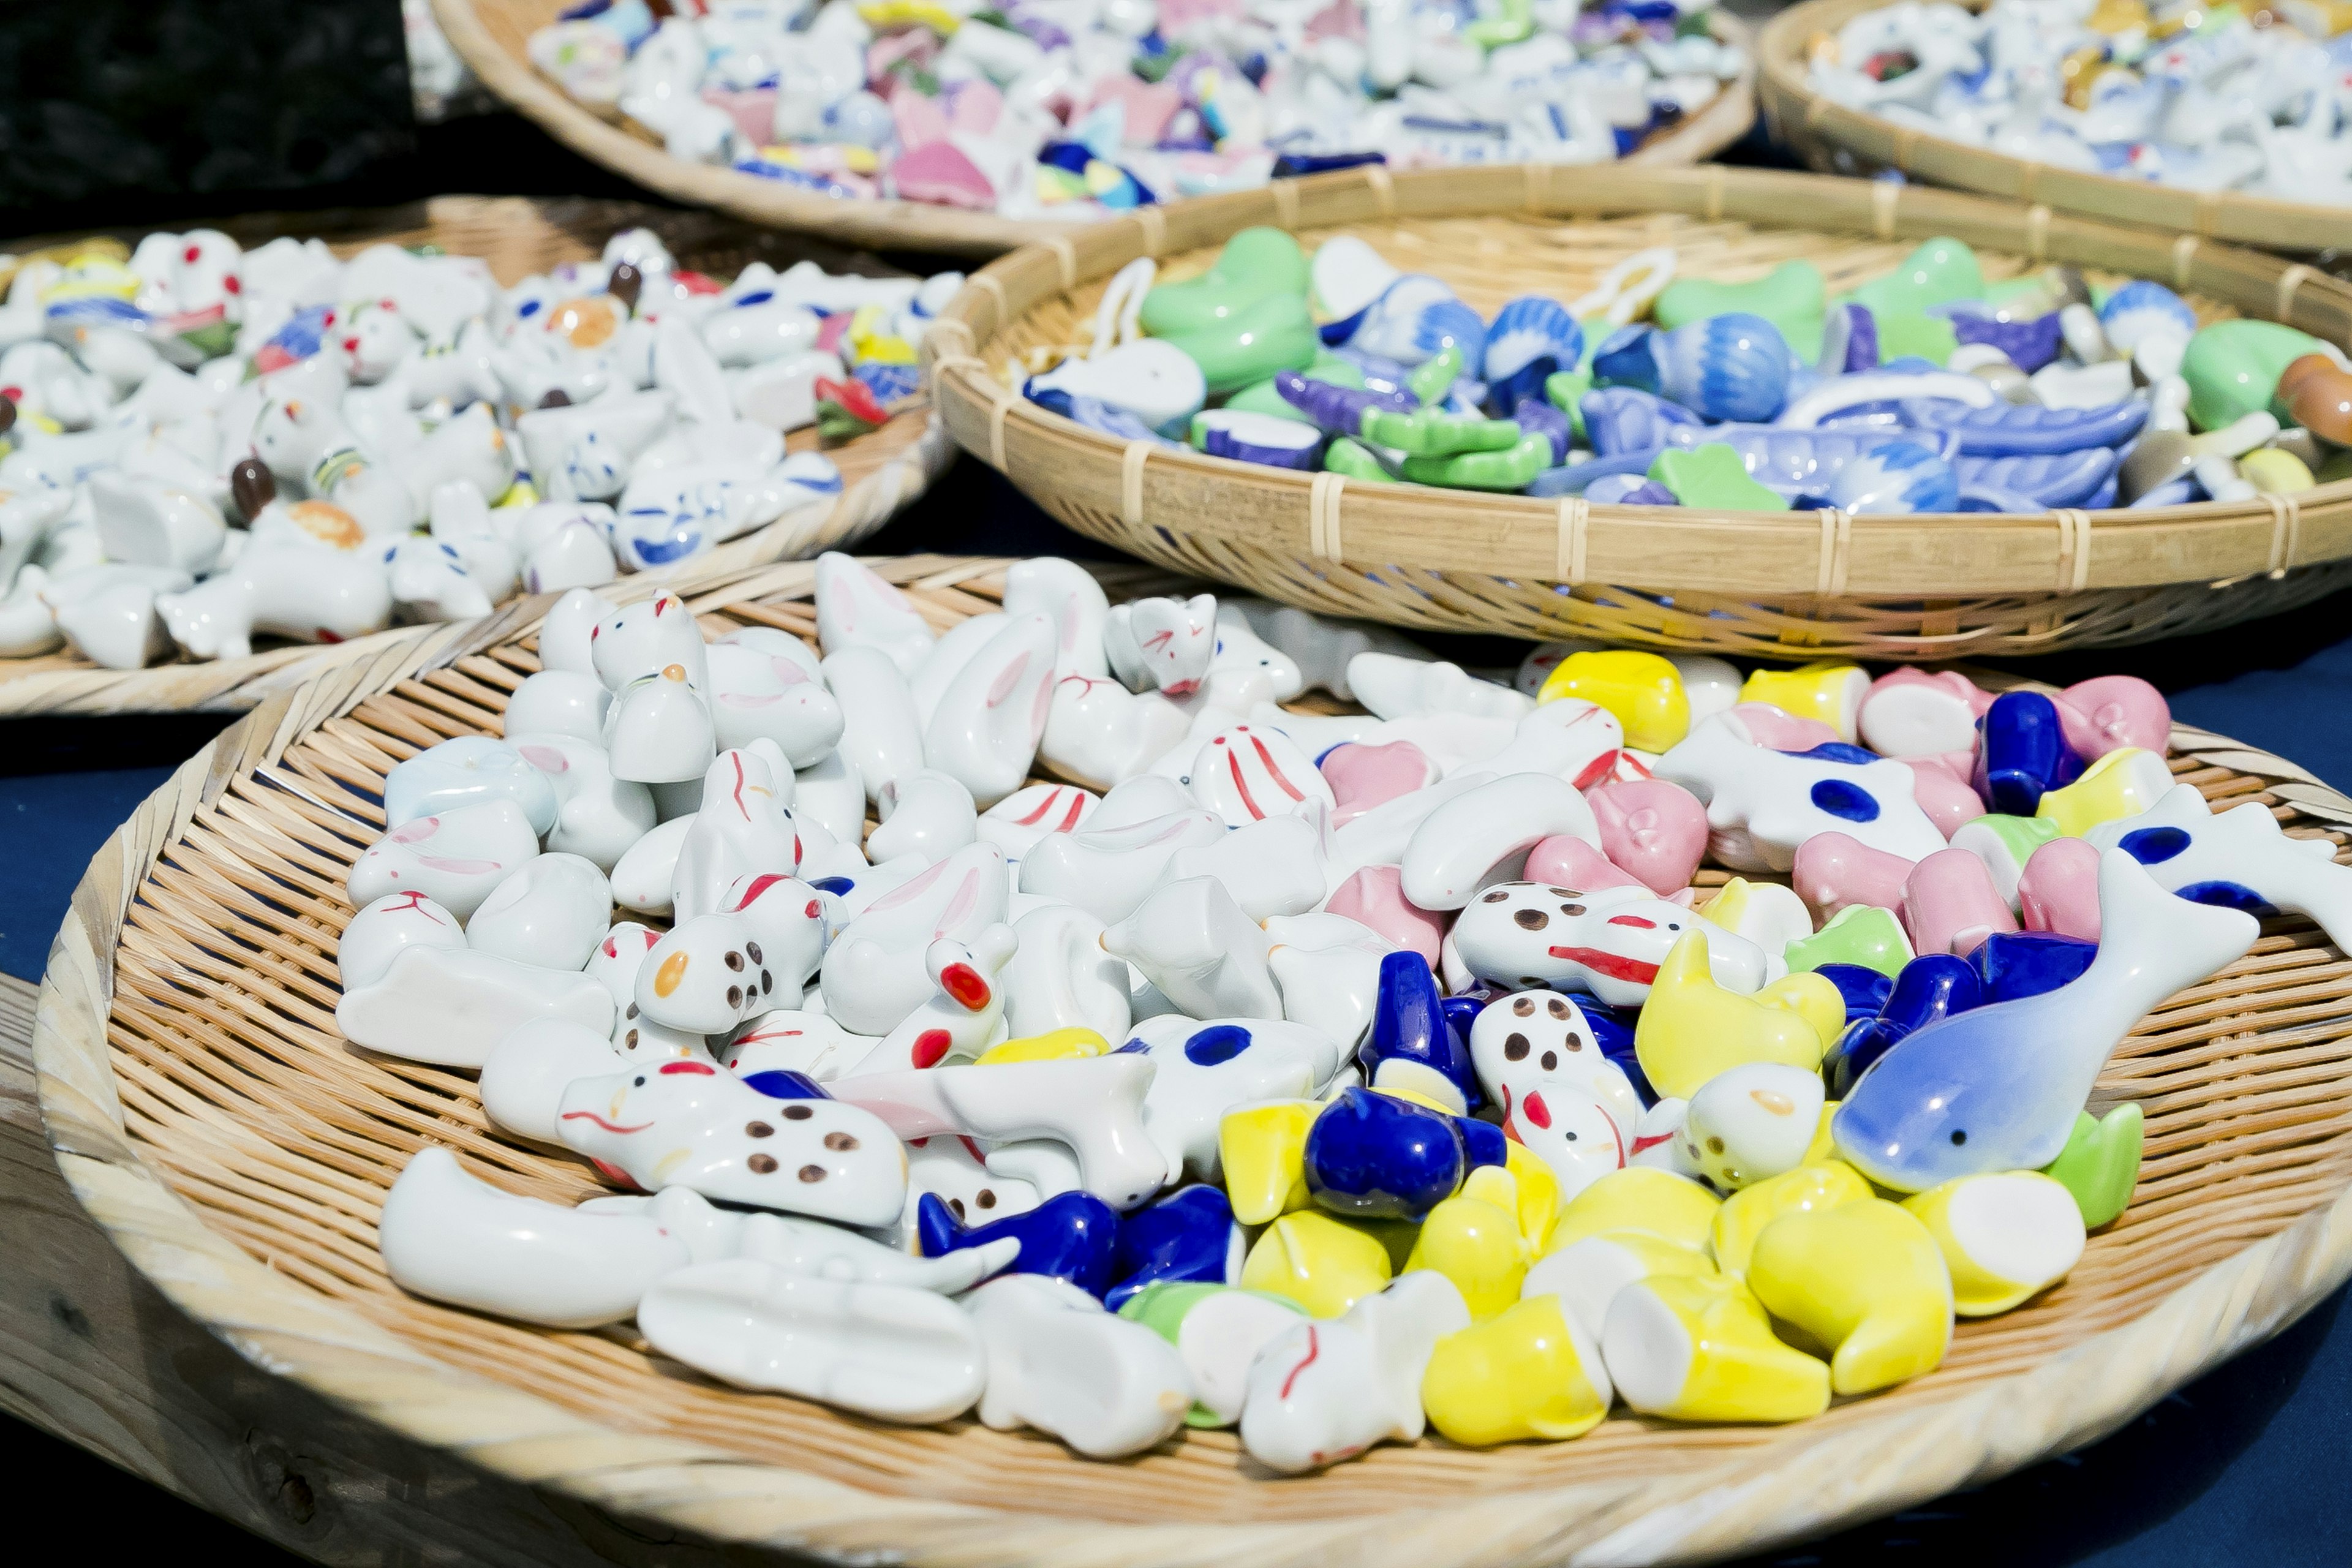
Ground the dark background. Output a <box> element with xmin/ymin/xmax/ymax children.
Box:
<box><xmin>3</xmin><ymin>2</ymin><xmax>2350</xmax><ymax>1562</ymax></box>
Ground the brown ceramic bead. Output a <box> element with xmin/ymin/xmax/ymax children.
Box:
<box><xmin>607</xmin><ymin>261</ymin><xmax>644</xmax><ymax>314</ymax></box>
<box><xmin>230</xmin><ymin>456</ymin><xmax>276</xmax><ymax>521</ymax></box>
<box><xmin>2278</xmin><ymin>353</ymin><xmax>2352</xmax><ymax>447</ymax></box>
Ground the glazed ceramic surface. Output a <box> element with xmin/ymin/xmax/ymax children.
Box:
<box><xmin>361</xmin><ymin>551</ymin><xmax>2257</xmax><ymax>1476</ymax></box>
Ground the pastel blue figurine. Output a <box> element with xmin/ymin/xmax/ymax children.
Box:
<box><xmin>1513</xmin><ymin>398</ymin><xmax>1572</xmax><ymax>466</ymax></box>
<box><xmin>1660</xmin><ymin>423</ymin><xmax>1958</xmax><ymax>501</ymax></box>
<box><xmin>1952</xmin><ymin>448</ymin><xmax>2117</xmax><ymax>508</ymax></box>
<box><xmin>1483</xmin><ymin>296</ymin><xmax>1585</xmax><ymax>412</ymax></box>
<box><xmin>1948</xmin><ymin>309</ymin><xmax>2062</xmax><ymax>372</ymax></box>
<box><xmin>1106</xmin><ymin>1184</ymin><xmax>1244</xmax><ymax>1311</ymax></box>
<box><xmin>1975</xmin><ymin>690</ymin><xmax>2084</xmax><ymax>816</ymax></box>
<box><xmin>1304</xmin><ymin>1085</ymin><xmax>1468</xmax><ymax>1219</ymax></box>
<box><xmin>1823</xmin><ymin>952</ymin><xmax>1983</xmax><ymax>1098</ymax></box>
<box><xmin>1586</xmin><ymin>475</ymin><xmax>1681</xmax><ymax>505</ymax></box>
<box><xmin>1970</xmin><ymin>930</ymin><xmax>2098</xmax><ymax>1002</ymax></box>
<box><xmin>1827</xmin><ymin>440</ymin><xmax>1960</xmax><ymax>514</ymax></box>
<box><xmin>2088</xmin><ymin>783</ymin><xmax>2352</xmax><ymax>950</ymax></box>
<box><xmin>919</xmin><ymin>1188</ymin><xmax>1120</xmax><ymax>1297</ymax></box>
<box><xmin>1917</xmin><ymin>400</ymin><xmax>2146</xmax><ymax>456</ymax></box>
<box><xmin>1653</xmin><ymin>312</ymin><xmax>1794</xmax><ymax>423</ymax></box>
<box><xmin>1833</xmin><ymin>850</ymin><xmax>2258</xmax><ymax>1192</ymax></box>
<box><xmin>1581</xmin><ymin>386</ymin><xmax>1703</xmax><ymax>455</ymax></box>
<box><xmin>1349</xmin><ymin>276</ymin><xmax>1488</xmax><ymax>370</ymax></box>
<box><xmin>2097</xmin><ymin>280</ymin><xmax>2199</xmax><ymax>357</ymax></box>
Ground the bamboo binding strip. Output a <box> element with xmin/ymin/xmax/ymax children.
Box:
<box><xmin>0</xmin><ymin>195</ymin><xmax>952</xmax><ymax>717</ymax></box>
<box><xmin>924</xmin><ymin>162</ymin><xmax>2352</xmax><ymax>661</ymax></box>
<box><xmin>32</xmin><ymin>553</ymin><xmax>2352</xmax><ymax>1567</ymax></box>
<box><xmin>429</xmin><ymin>0</ymin><xmax>1759</xmax><ymax>258</ymax></box>
<box><xmin>1756</xmin><ymin>0</ymin><xmax>2352</xmax><ymax>257</ymax></box>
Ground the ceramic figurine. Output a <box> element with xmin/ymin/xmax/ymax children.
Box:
<box><xmin>1239</xmin><ymin>1272</ymin><xmax>1470</xmax><ymax>1473</ymax></box>
<box><xmin>965</xmin><ymin>1273</ymin><xmax>1194</xmax><ymax>1457</ymax></box>
<box><xmin>464</xmin><ymin>851</ymin><xmax>612</xmax><ymax>971</ymax></box>
<box><xmin>1745</xmin><ymin>1199</ymin><xmax>1953</xmax><ymax>1395</ymax></box>
<box><xmin>1238</xmin><ymin>1209</ymin><xmax>1396</xmax><ymax>1318</ymax></box>
<box><xmin>2087</xmin><ymin>783</ymin><xmax>2352</xmax><ymax>949</ymax></box>
<box><xmin>1448</xmin><ymin>880</ymin><xmax>1767</xmax><ymax>1006</ymax></box>
<box><xmin>1680</xmin><ymin>1063</ymin><xmax>1827</xmax><ymax>1191</ymax></box>
<box><xmin>1103</xmin><ymin>876</ymin><xmax>1282</xmax><ymax>1020</ymax></box>
<box><xmin>1657</xmin><ymin>717</ymin><xmax>1950</xmax><ymax>872</ymax></box>
<box><xmin>1602</xmin><ymin>1272</ymin><xmax>1831</xmax><ymax>1423</ymax></box>
<box><xmin>337</xmin><ymin>890</ymin><xmax>469</xmax><ymax>991</ymax></box>
<box><xmin>1130</xmin><ymin>1015</ymin><xmax>1340</xmax><ymax>1182</ymax></box>
<box><xmin>639</xmin><ymin>1259</ymin><xmax>989</xmax><ymax>1423</ymax></box>
<box><xmin>838</xmin><ymin>1055</ymin><xmax>1167</xmax><ymax>1210</ymax></box>
<box><xmin>1834</xmin><ymin>851</ymin><xmax>2257</xmax><ymax>1191</ymax></box>
<box><xmin>380</xmin><ymin>1148</ymin><xmax>688</xmax><ymax>1327</ymax></box>
<box><xmin>348</xmin><ymin>798</ymin><xmax>541</xmax><ymax>922</ymax></box>
<box><xmin>1119</xmin><ymin>1283</ymin><xmax>1306</xmax><ymax>1428</ymax></box>
<box><xmin>337</xmin><ymin>941</ymin><xmax>614</xmax><ymax>1067</ymax></box>
<box><xmin>1902</xmin><ymin>1171</ymin><xmax>2086</xmax><ymax>1316</ymax></box>
<box><xmin>1633</xmin><ymin>934</ymin><xmax>1842</xmax><ymax>1099</ymax></box>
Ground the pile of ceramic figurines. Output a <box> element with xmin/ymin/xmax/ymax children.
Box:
<box><xmin>0</xmin><ymin>225</ymin><xmax>955</xmax><ymax>669</ymax></box>
<box><xmin>528</xmin><ymin>0</ymin><xmax>1744</xmax><ymax>217</ymax></box>
<box><xmin>359</xmin><ymin>550</ymin><xmax>2340</xmax><ymax>1465</ymax></box>
<box><xmin>1808</xmin><ymin>0</ymin><xmax>2352</xmax><ymax>204</ymax></box>
<box><xmin>1020</xmin><ymin>225</ymin><xmax>2352</xmax><ymax>509</ymax></box>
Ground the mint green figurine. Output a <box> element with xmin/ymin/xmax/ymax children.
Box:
<box><xmin>1785</xmin><ymin>903</ymin><xmax>1913</xmax><ymax>978</ymax></box>
<box><xmin>1650</xmin><ymin>443</ymin><xmax>1789</xmax><ymax>511</ymax></box>
<box><xmin>1844</xmin><ymin>238</ymin><xmax>1985</xmax><ymax>318</ymax></box>
<box><xmin>1401</xmin><ymin>432</ymin><xmax>1552</xmax><ymax>490</ymax></box>
<box><xmin>2179</xmin><ymin>319</ymin><xmax>2326</xmax><ymax>432</ymax></box>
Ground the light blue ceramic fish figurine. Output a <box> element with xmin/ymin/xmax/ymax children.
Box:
<box><xmin>1653</xmin><ymin>312</ymin><xmax>1794</xmax><ymax>423</ymax></box>
<box><xmin>1348</xmin><ymin>276</ymin><xmax>1488</xmax><ymax>371</ymax></box>
<box><xmin>1833</xmin><ymin>850</ymin><xmax>2257</xmax><ymax>1193</ymax></box>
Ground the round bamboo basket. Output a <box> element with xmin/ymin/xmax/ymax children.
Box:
<box><xmin>1755</xmin><ymin>0</ymin><xmax>2352</xmax><ymax>257</ymax></box>
<box><xmin>32</xmin><ymin>551</ymin><xmax>2352</xmax><ymax>1567</ymax></box>
<box><xmin>429</xmin><ymin>0</ymin><xmax>1759</xmax><ymax>258</ymax></box>
<box><xmin>0</xmin><ymin>195</ymin><xmax>953</xmax><ymax>717</ymax></box>
<box><xmin>924</xmin><ymin>162</ymin><xmax>2352</xmax><ymax>661</ymax></box>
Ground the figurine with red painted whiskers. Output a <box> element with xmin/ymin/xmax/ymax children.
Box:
<box><xmin>1449</xmin><ymin>881</ymin><xmax>1770</xmax><ymax>1007</ymax></box>
<box><xmin>841</xmin><ymin>926</ymin><xmax>1017</xmax><ymax>1076</ymax></box>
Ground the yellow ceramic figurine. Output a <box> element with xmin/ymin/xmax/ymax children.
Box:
<box><xmin>1537</xmin><ymin>650</ymin><xmax>1690</xmax><ymax>752</ymax></box>
<box><xmin>1405</xmin><ymin>1167</ymin><xmax>1531</xmax><ymax>1319</ymax></box>
<box><xmin>1634</xmin><ymin>933</ymin><xmax>1842</xmax><ymax>1099</ymax></box>
<box><xmin>1422</xmin><ymin>1292</ymin><xmax>1613</xmax><ymax>1446</ymax></box>
<box><xmin>1219</xmin><ymin>1099</ymin><xmax>1319</xmax><ymax>1224</ymax></box>
<box><xmin>1502</xmin><ymin>1142</ymin><xmax>1563</xmax><ymax>1251</ymax></box>
<box><xmin>1711</xmin><ymin>1160</ymin><xmax>1873</xmax><ymax>1276</ymax></box>
<box><xmin>1548</xmin><ymin>1166</ymin><xmax>1721</xmax><ymax>1254</ymax></box>
<box><xmin>1601</xmin><ymin>1273</ymin><xmax>1832</xmax><ymax>1423</ymax></box>
<box><xmin>1238</xmin><ymin>1211</ymin><xmax>1393</xmax><ymax>1316</ymax></box>
<box><xmin>1746</xmin><ymin>1199</ymin><xmax>1955</xmax><ymax>1395</ymax></box>
<box><xmin>1902</xmin><ymin>1170</ymin><xmax>2088</xmax><ymax>1316</ymax></box>
<box><xmin>2034</xmin><ymin>748</ymin><xmax>2175</xmax><ymax>838</ymax></box>
<box><xmin>1738</xmin><ymin>663</ymin><xmax>1869</xmax><ymax>741</ymax></box>
<box><xmin>1525</xmin><ymin>1229</ymin><xmax>1721</xmax><ymax>1340</ymax></box>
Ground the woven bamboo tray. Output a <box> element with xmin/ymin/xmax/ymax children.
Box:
<box><xmin>31</xmin><ymin>551</ymin><xmax>2352</xmax><ymax>1566</ymax></box>
<box><xmin>429</xmin><ymin>0</ymin><xmax>1758</xmax><ymax>258</ymax></box>
<box><xmin>1756</xmin><ymin>0</ymin><xmax>2352</xmax><ymax>258</ymax></box>
<box><xmin>925</xmin><ymin>163</ymin><xmax>2352</xmax><ymax>661</ymax></box>
<box><xmin>0</xmin><ymin>195</ymin><xmax>952</xmax><ymax>717</ymax></box>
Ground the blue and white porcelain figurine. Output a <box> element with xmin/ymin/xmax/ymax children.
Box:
<box><xmin>2088</xmin><ymin>783</ymin><xmax>2352</xmax><ymax>949</ymax></box>
<box><xmin>1833</xmin><ymin>850</ymin><xmax>2257</xmax><ymax>1191</ymax></box>
<box><xmin>1826</xmin><ymin>440</ymin><xmax>1961</xmax><ymax>514</ymax></box>
<box><xmin>919</xmin><ymin>1188</ymin><xmax>1122</xmax><ymax>1298</ymax></box>
<box><xmin>1482</xmin><ymin>296</ymin><xmax>1585</xmax><ymax>412</ymax></box>
<box><xmin>1349</xmin><ymin>276</ymin><xmax>1488</xmax><ymax>371</ymax></box>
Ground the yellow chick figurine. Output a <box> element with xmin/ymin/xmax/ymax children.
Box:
<box><xmin>1525</xmin><ymin>1228</ymin><xmax>1721</xmax><ymax>1341</ymax></box>
<box><xmin>1746</xmin><ymin>1199</ymin><xmax>1954</xmax><ymax>1395</ymax></box>
<box><xmin>1903</xmin><ymin>1170</ymin><xmax>2087</xmax><ymax>1316</ymax></box>
<box><xmin>1503</xmin><ymin>1140</ymin><xmax>1562</xmax><ymax>1252</ymax></box>
<box><xmin>1219</xmin><ymin>1099</ymin><xmax>1320</xmax><ymax>1224</ymax></box>
<box><xmin>973</xmin><ymin>1027</ymin><xmax>1108</xmax><ymax>1065</ymax></box>
<box><xmin>1711</xmin><ymin>1161</ymin><xmax>1873</xmax><ymax>1276</ymax></box>
<box><xmin>1738</xmin><ymin>663</ymin><xmax>1869</xmax><ymax>742</ymax></box>
<box><xmin>1635</xmin><ymin>933</ymin><xmax>1843</xmax><ymax>1100</ymax></box>
<box><xmin>1239</xmin><ymin>1211</ymin><xmax>1393</xmax><ymax>1317</ymax></box>
<box><xmin>1405</xmin><ymin>1167</ymin><xmax>1531</xmax><ymax>1319</ymax></box>
<box><xmin>1537</xmin><ymin>649</ymin><xmax>1689</xmax><ymax>752</ymax></box>
<box><xmin>1547</xmin><ymin>1166</ymin><xmax>1721</xmax><ymax>1254</ymax></box>
<box><xmin>1600</xmin><ymin>1273</ymin><xmax>1831</xmax><ymax>1423</ymax></box>
<box><xmin>1422</xmin><ymin>1292</ymin><xmax>1613</xmax><ymax>1446</ymax></box>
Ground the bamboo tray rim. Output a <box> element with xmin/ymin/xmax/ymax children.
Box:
<box><xmin>24</xmin><ymin>551</ymin><xmax>2352</xmax><ymax>1567</ymax></box>
<box><xmin>922</xmin><ymin>161</ymin><xmax>2352</xmax><ymax>606</ymax></box>
<box><xmin>428</xmin><ymin>0</ymin><xmax>1758</xmax><ymax>259</ymax></box>
<box><xmin>1754</xmin><ymin>0</ymin><xmax>2352</xmax><ymax>254</ymax></box>
<box><xmin>0</xmin><ymin>195</ymin><xmax>954</xmax><ymax>717</ymax></box>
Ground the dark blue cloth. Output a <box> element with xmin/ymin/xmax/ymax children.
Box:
<box><xmin>5</xmin><ymin>465</ymin><xmax>2351</xmax><ymax>1562</ymax></box>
